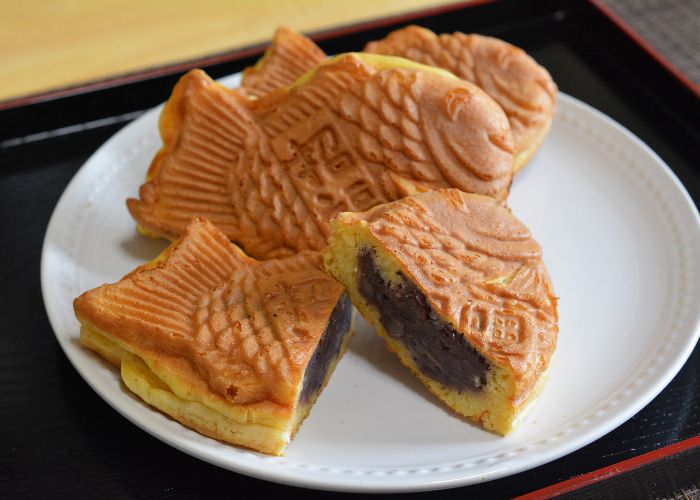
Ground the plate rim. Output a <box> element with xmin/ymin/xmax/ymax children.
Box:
<box><xmin>40</xmin><ymin>87</ymin><xmax>700</xmax><ymax>492</ymax></box>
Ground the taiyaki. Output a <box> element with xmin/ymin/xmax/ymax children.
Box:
<box><xmin>240</xmin><ymin>26</ymin><xmax>325</xmax><ymax>98</ymax></box>
<box><xmin>323</xmin><ymin>189</ymin><xmax>558</xmax><ymax>435</ymax></box>
<box><xmin>74</xmin><ymin>218</ymin><xmax>353</xmax><ymax>455</ymax></box>
<box><xmin>128</xmin><ymin>53</ymin><xmax>514</xmax><ymax>260</ymax></box>
<box><xmin>365</xmin><ymin>26</ymin><xmax>557</xmax><ymax>171</ymax></box>
<box><xmin>239</xmin><ymin>26</ymin><xmax>555</xmax><ymax>171</ymax></box>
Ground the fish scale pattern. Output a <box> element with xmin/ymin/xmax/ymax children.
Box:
<box><xmin>362</xmin><ymin>190</ymin><xmax>558</xmax><ymax>396</ymax></box>
<box><xmin>74</xmin><ymin>219</ymin><xmax>251</xmax><ymax>355</ymax></box>
<box><xmin>129</xmin><ymin>54</ymin><xmax>514</xmax><ymax>260</ymax></box>
<box><xmin>365</xmin><ymin>25</ymin><xmax>557</xmax><ymax>156</ymax></box>
<box><xmin>338</xmin><ymin>70</ymin><xmax>440</xmax><ymax>185</ymax></box>
<box><xmin>74</xmin><ymin>219</ymin><xmax>345</xmax><ymax>408</ymax></box>
<box><xmin>194</xmin><ymin>251</ymin><xmax>343</xmax><ymax>404</ymax></box>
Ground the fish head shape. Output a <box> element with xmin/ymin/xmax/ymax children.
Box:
<box><xmin>284</xmin><ymin>53</ymin><xmax>515</xmax><ymax>201</ymax></box>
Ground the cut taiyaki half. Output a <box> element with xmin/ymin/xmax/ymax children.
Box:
<box><xmin>323</xmin><ymin>189</ymin><xmax>558</xmax><ymax>435</ymax></box>
<box><xmin>128</xmin><ymin>53</ymin><xmax>514</xmax><ymax>260</ymax></box>
<box><xmin>74</xmin><ymin>218</ymin><xmax>353</xmax><ymax>455</ymax></box>
<box><xmin>240</xmin><ymin>26</ymin><xmax>325</xmax><ymax>98</ymax></box>
<box><xmin>365</xmin><ymin>26</ymin><xmax>557</xmax><ymax>171</ymax></box>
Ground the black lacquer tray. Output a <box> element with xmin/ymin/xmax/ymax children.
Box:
<box><xmin>1</xmin><ymin>0</ymin><xmax>698</xmax><ymax>497</ymax></box>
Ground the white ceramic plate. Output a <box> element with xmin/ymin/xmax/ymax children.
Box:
<box><xmin>41</xmin><ymin>73</ymin><xmax>700</xmax><ymax>492</ymax></box>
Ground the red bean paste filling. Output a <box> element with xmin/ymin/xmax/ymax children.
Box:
<box><xmin>357</xmin><ymin>249</ymin><xmax>489</xmax><ymax>392</ymax></box>
<box><xmin>299</xmin><ymin>294</ymin><xmax>352</xmax><ymax>404</ymax></box>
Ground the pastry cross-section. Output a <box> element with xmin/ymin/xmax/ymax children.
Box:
<box><xmin>323</xmin><ymin>190</ymin><xmax>558</xmax><ymax>435</ymax></box>
<box><xmin>74</xmin><ymin>218</ymin><xmax>353</xmax><ymax>455</ymax></box>
<box><xmin>365</xmin><ymin>26</ymin><xmax>557</xmax><ymax>171</ymax></box>
<box><xmin>127</xmin><ymin>52</ymin><xmax>514</xmax><ymax>260</ymax></box>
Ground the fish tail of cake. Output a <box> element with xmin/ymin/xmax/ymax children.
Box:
<box><xmin>74</xmin><ymin>218</ymin><xmax>255</xmax><ymax>358</ymax></box>
<box><xmin>128</xmin><ymin>69</ymin><xmax>253</xmax><ymax>241</ymax></box>
<box><xmin>241</xmin><ymin>26</ymin><xmax>326</xmax><ymax>97</ymax></box>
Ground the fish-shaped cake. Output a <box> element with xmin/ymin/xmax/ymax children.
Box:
<box><xmin>128</xmin><ymin>53</ymin><xmax>514</xmax><ymax>260</ymax></box>
<box><xmin>74</xmin><ymin>218</ymin><xmax>353</xmax><ymax>455</ymax></box>
<box><xmin>237</xmin><ymin>26</ymin><xmax>555</xmax><ymax>172</ymax></box>
<box><xmin>365</xmin><ymin>26</ymin><xmax>557</xmax><ymax>171</ymax></box>
<box><xmin>240</xmin><ymin>26</ymin><xmax>325</xmax><ymax>98</ymax></box>
<box><xmin>323</xmin><ymin>189</ymin><xmax>558</xmax><ymax>435</ymax></box>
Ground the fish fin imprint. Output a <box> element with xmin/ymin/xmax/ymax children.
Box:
<box><xmin>241</xmin><ymin>26</ymin><xmax>326</xmax><ymax>97</ymax></box>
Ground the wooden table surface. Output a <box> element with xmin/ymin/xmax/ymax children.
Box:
<box><xmin>0</xmin><ymin>0</ymin><xmax>460</xmax><ymax>103</ymax></box>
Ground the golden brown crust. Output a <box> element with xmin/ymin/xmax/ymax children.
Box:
<box><xmin>129</xmin><ymin>71</ymin><xmax>247</xmax><ymax>240</ymax></box>
<box><xmin>240</xmin><ymin>26</ymin><xmax>326</xmax><ymax>97</ymax></box>
<box><xmin>128</xmin><ymin>55</ymin><xmax>514</xmax><ymax>260</ymax></box>
<box><xmin>73</xmin><ymin>218</ymin><xmax>345</xmax><ymax>410</ymax></box>
<box><xmin>332</xmin><ymin>189</ymin><xmax>558</xmax><ymax>402</ymax></box>
<box><xmin>365</xmin><ymin>26</ymin><xmax>557</xmax><ymax>169</ymax></box>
